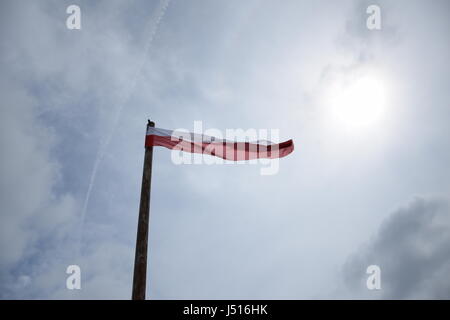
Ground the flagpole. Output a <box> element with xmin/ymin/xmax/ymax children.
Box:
<box><xmin>132</xmin><ymin>119</ymin><xmax>155</xmax><ymax>300</ymax></box>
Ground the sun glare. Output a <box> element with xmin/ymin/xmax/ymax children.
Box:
<box><xmin>329</xmin><ymin>74</ymin><xmax>387</xmax><ymax>130</ymax></box>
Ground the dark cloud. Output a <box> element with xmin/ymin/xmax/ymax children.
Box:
<box><xmin>343</xmin><ymin>196</ymin><xmax>450</xmax><ymax>299</ymax></box>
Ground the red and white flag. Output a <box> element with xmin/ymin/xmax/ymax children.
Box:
<box><xmin>145</xmin><ymin>127</ymin><xmax>294</xmax><ymax>161</ymax></box>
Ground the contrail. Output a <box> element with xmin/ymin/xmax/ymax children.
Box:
<box><xmin>76</xmin><ymin>0</ymin><xmax>171</xmax><ymax>257</ymax></box>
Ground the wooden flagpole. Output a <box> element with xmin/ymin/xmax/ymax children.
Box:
<box><xmin>132</xmin><ymin>119</ymin><xmax>155</xmax><ymax>300</ymax></box>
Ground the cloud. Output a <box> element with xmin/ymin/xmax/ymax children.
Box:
<box><xmin>0</xmin><ymin>0</ymin><xmax>163</xmax><ymax>299</ymax></box>
<box><xmin>0</xmin><ymin>76</ymin><xmax>78</xmax><ymax>298</ymax></box>
<box><xmin>342</xmin><ymin>195</ymin><xmax>450</xmax><ymax>299</ymax></box>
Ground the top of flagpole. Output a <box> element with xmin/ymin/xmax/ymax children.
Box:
<box><xmin>147</xmin><ymin>119</ymin><xmax>155</xmax><ymax>128</ymax></box>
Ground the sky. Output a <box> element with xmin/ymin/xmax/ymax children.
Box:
<box><xmin>0</xmin><ymin>0</ymin><xmax>449</xmax><ymax>299</ymax></box>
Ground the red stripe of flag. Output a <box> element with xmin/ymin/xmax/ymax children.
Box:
<box><xmin>145</xmin><ymin>129</ymin><xmax>294</xmax><ymax>161</ymax></box>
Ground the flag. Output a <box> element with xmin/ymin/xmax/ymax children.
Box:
<box><xmin>145</xmin><ymin>126</ymin><xmax>294</xmax><ymax>161</ymax></box>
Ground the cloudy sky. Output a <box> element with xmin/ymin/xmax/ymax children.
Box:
<box><xmin>0</xmin><ymin>0</ymin><xmax>449</xmax><ymax>299</ymax></box>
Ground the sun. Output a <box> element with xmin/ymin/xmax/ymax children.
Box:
<box><xmin>329</xmin><ymin>74</ymin><xmax>388</xmax><ymax>130</ymax></box>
